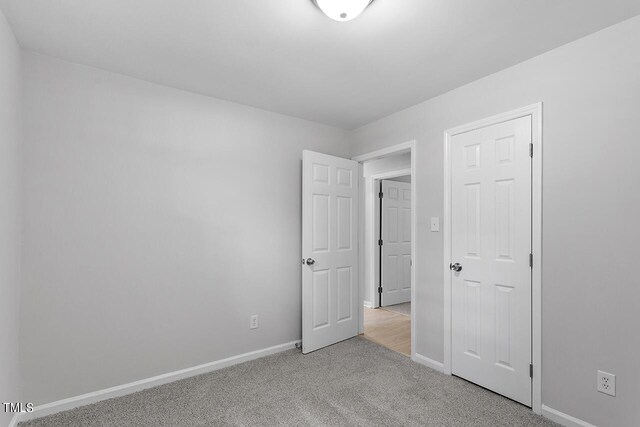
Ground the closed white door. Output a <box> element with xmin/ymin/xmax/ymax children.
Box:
<box><xmin>381</xmin><ymin>180</ymin><xmax>411</xmax><ymax>307</ymax></box>
<box><xmin>302</xmin><ymin>150</ymin><xmax>359</xmax><ymax>354</ymax></box>
<box><xmin>450</xmin><ymin>116</ymin><xmax>532</xmax><ymax>405</ymax></box>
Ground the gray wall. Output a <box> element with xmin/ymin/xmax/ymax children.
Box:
<box><xmin>350</xmin><ymin>15</ymin><xmax>640</xmax><ymax>427</ymax></box>
<box><xmin>0</xmin><ymin>7</ymin><xmax>21</xmax><ymax>427</ymax></box>
<box><xmin>20</xmin><ymin>53</ymin><xmax>349</xmax><ymax>405</ymax></box>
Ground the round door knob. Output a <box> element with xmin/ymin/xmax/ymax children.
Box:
<box><xmin>306</xmin><ymin>258</ymin><xmax>316</xmax><ymax>266</ymax></box>
<box><xmin>449</xmin><ymin>263</ymin><xmax>462</xmax><ymax>272</ymax></box>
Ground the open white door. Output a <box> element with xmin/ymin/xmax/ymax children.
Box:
<box><xmin>302</xmin><ymin>150</ymin><xmax>359</xmax><ymax>354</ymax></box>
<box><xmin>381</xmin><ymin>180</ymin><xmax>411</xmax><ymax>307</ymax></box>
<box><xmin>450</xmin><ymin>116</ymin><xmax>532</xmax><ymax>406</ymax></box>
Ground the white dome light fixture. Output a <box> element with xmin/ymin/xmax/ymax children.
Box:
<box><xmin>312</xmin><ymin>0</ymin><xmax>374</xmax><ymax>22</ymax></box>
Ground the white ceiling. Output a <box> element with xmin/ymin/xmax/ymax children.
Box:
<box><xmin>2</xmin><ymin>0</ymin><xmax>640</xmax><ymax>129</ymax></box>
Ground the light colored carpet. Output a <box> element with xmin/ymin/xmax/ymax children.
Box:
<box><xmin>21</xmin><ymin>337</ymin><xmax>555</xmax><ymax>426</ymax></box>
<box><xmin>382</xmin><ymin>302</ymin><xmax>411</xmax><ymax>316</ymax></box>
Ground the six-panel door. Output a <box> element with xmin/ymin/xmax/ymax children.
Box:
<box><xmin>381</xmin><ymin>180</ymin><xmax>412</xmax><ymax>307</ymax></box>
<box><xmin>450</xmin><ymin>116</ymin><xmax>532</xmax><ymax>406</ymax></box>
<box><xmin>302</xmin><ymin>150</ymin><xmax>359</xmax><ymax>354</ymax></box>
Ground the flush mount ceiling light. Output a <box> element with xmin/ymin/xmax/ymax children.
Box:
<box><xmin>312</xmin><ymin>0</ymin><xmax>374</xmax><ymax>22</ymax></box>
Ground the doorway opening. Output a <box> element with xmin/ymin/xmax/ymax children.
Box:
<box><xmin>353</xmin><ymin>145</ymin><xmax>415</xmax><ymax>358</ymax></box>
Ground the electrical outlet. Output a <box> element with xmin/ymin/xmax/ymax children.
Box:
<box><xmin>250</xmin><ymin>315</ymin><xmax>259</xmax><ymax>330</ymax></box>
<box><xmin>597</xmin><ymin>370</ymin><xmax>616</xmax><ymax>396</ymax></box>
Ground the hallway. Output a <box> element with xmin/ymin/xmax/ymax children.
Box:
<box><xmin>362</xmin><ymin>306</ymin><xmax>411</xmax><ymax>356</ymax></box>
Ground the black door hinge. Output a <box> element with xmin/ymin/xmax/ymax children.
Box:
<box><xmin>378</xmin><ymin>286</ymin><xmax>383</xmax><ymax>294</ymax></box>
<box><xmin>378</xmin><ymin>239</ymin><xmax>383</xmax><ymax>246</ymax></box>
<box><xmin>379</xmin><ymin>192</ymin><xmax>383</xmax><ymax>199</ymax></box>
<box><xmin>529</xmin><ymin>253</ymin><xmax>533</xmax><ymax>268</ymax></box>
<box><xmin>530</xmin><ymin>364</ymin><xmax>533</xmax><ymax>378</ymax></box>
<box><xmin>529</xmin><ymin>143</ymin><xmax>534</xmax><ymax>158</ymax></box>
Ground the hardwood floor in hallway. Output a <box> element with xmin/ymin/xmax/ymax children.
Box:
<box><xmin>362</xmin><ymin>306</ymin><xmax>411</xmax><ymax>356</ymax></box>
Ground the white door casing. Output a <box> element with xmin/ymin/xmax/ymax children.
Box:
<box><xmin>381</xmin><ymin>180</ymin><xmax>412</xmax><ymax>307</ymax></box>
<box><xmin>302</xmin><ymin>150</ymin><xmax>359</xmax><ymax>354</ymax></box>
<box><xmin>450</xmin><ymin>116</ymin><xmax>532</xmax><ymax>406</ymax></box>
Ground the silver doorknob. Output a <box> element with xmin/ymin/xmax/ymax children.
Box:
<box><xmin>449</xmin><ymin>263</ymin><xmax>462</xmax><ymax>272</ymax></box>
<box><xmin>306</xmin><ymin>258</ymin><xmax>315</xmax><ymax>266</ymax></box>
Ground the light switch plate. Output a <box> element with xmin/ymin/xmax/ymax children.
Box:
<box><xmin>430</xmin><ymin>217</ymin><xmax>440</xmax><ymax>232</ymax></box>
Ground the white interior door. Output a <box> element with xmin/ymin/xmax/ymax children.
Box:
<box><xmin>450</xmin><ymin>116</ymin><xmax>532</xmax><ymax>406</ymax></box>
<box><xmin>381</xmin><ymin>180</ymin><xmax>411</xmax><ymax>307</ymax></box>
<box><xmin>302</xmin><ymin>150</ymin><xmax>359</xmax><ymax>354</ymax></box>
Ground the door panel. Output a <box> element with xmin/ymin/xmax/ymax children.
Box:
<box><xmin>450</xmin><ymin>116</ymin><xmax>532</xmax><ymax>406</ymax></box>
<box><xmin>302</xmin><ymin>151</ymin><xmax>359</xmax><ymax>354</ymax></box>
<box><xmin>336</xmin><ymin>267</ymin><xmax>353</xmax><ymax>322</ymax></box>
<box><xmin>312</xmin><ymin>270</ymin><xmax>330</xmax><ymax>329</ymax></box>
<box><xmin>381</xmin><ymin>180</ymin><xmax>411</xmax><ymax>306</ymax></box>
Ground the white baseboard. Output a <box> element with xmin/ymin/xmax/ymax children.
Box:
<box><xmin>16</xmin><ymin>340</ymin><xmax>300</xmax><ymax>424</ymax></box>
<box><xmin>363</xmin><ymin>300</ymin><xmax>374</xmax><ymax>308</ymax></box>
<box><xmin>8</xmin><ymin>413</ymin><xmax>19</xmax><ymax>427</ymax></box>
<box><xmin>412</xmin><ymin>353</ymin><xmax>444</xmax><ymax>373</ymax></box>
<box><xmin>541</xmin><ymin>405</ymin><xmax>596</xmax><ymax>427</ymax></box>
